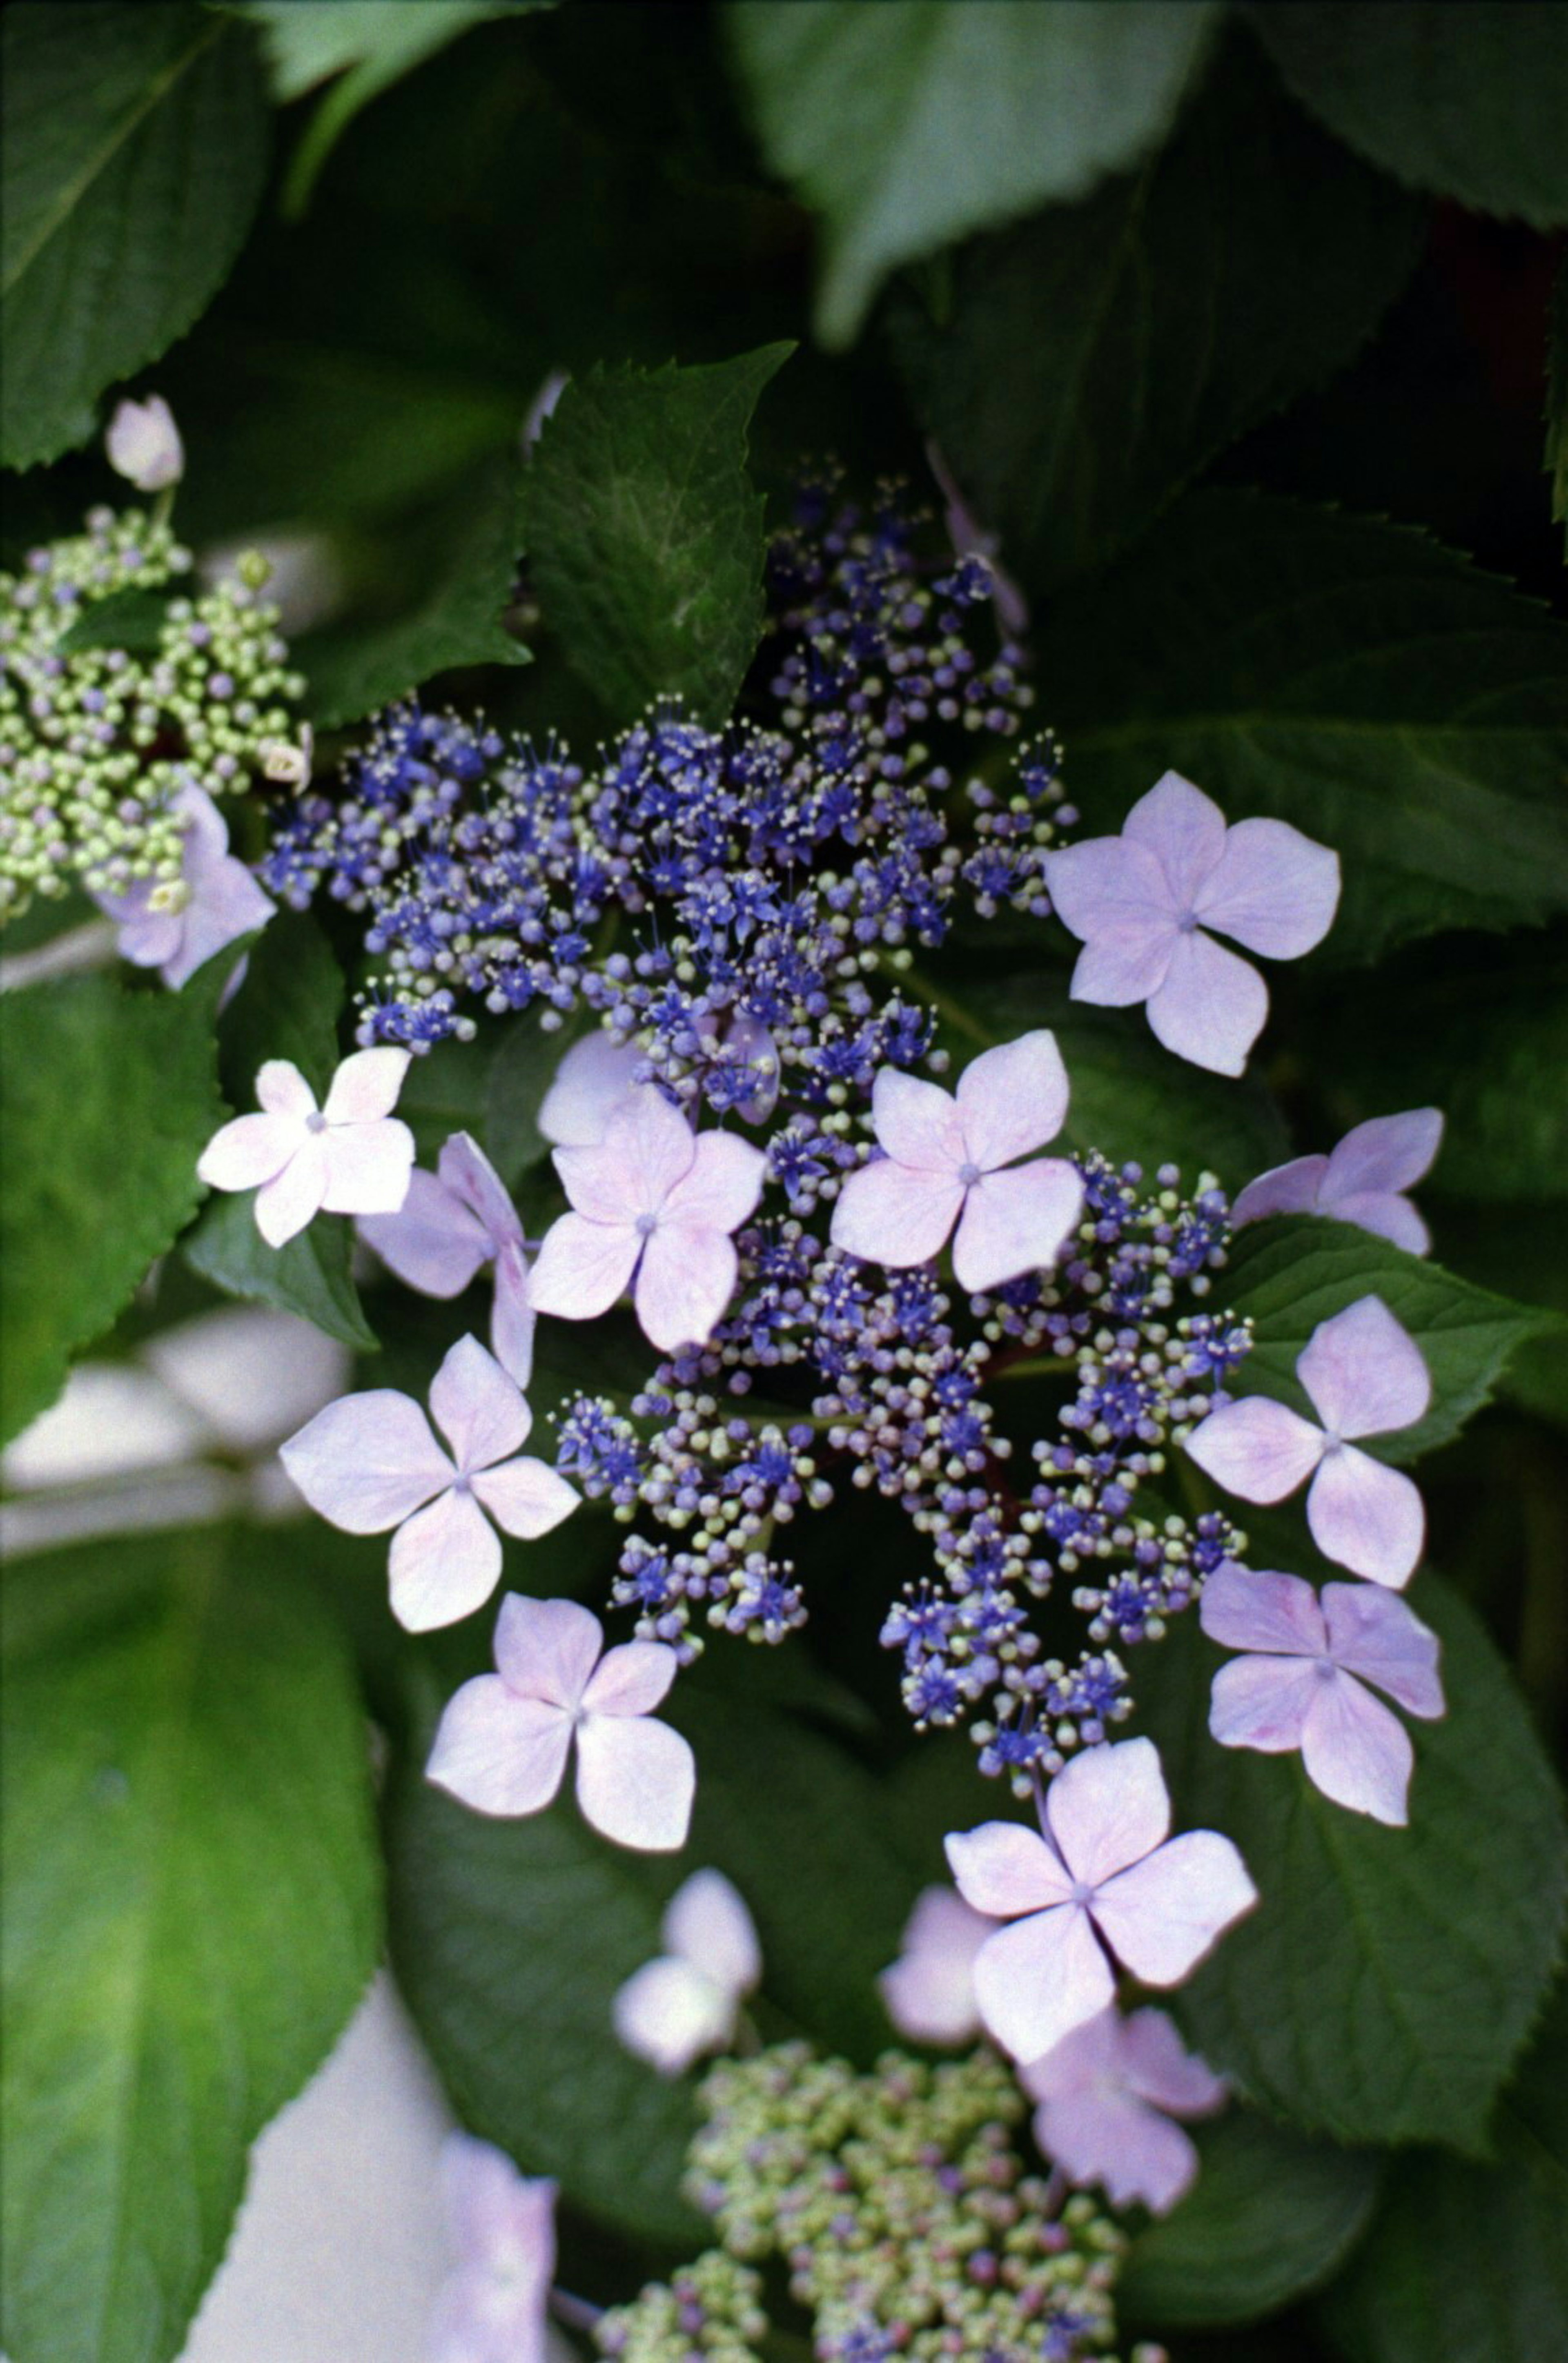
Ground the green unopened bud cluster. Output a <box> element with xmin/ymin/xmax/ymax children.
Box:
<box><xmin>597</xmin><ymin>2253</ymin><xmax>769</xmax><ymax>2363</ymax></box>
<box><xmin>0</xmin><ymin>503</ymin><xmax>303</xmax><ymax>924</ymax></box>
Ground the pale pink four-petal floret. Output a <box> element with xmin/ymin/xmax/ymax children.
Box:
<box><xmin>427</xmin><ymin>1594</ymin><xmax>696</xmax><ymax>1852</ymax></box>
<box><xmin>360</xmin><ymin>1130</ymin><xmax>535</xmax><ymax>1385</ymax></box>
<box><xmin>831</xmin><ymin>1031</ymin><xmax>1084</xmax><ymax>1294</ymax></box>
<box><xmin>196</xmin><ymin>1047</ymin><xmax>415</xmax><ymax>1247</ymax></box>
<box><xmin>1201</xmin><ymin>1564</ymin><xmax>1444</xmax><ymax>1826</ymax></box>
<box><xmin>105</xmin><ymin>393</ymin><xmax>184</xmax><ymax>492</ymax></box>
<box><xmin>530</xmin><ymin>1087</ymin><xmax>766</xmax><ymax>1353</ymax></box>
<box><xmin>93</xmin><ymin>783</ymin><xmax>274</xmax><ymax>989</ymax></box>
<box><xmin>1022</xmin><ymin>2004</ymin><xmax>1227</xmax><ymax>2217</ymax></box>
<box><xmin>280</xmin><ymin>1335</ymin><xmax>577</xmax><ymax>1632</ymax></box>
<box><xmin>878</xmin><ymin>1884</ymin><xmax>996</xmax><ymax>2046</ymax></box>
<box><xmin>430</xmin><ymin>2132</ymin><xmax>555</xmax><ymax>2363</ymax></box>
<box><xmin>945</xmin><ymin>1736</ymin><xmax>1257</xmax><ymax>2064</ymax></box>
<box><xmin>1045</xmin><ymin>771</ymin><xmax>1341</xmax><ymax>1077</ymax></box>
<box><xmin>1185</xmin><ymin>1294</ymin><xmax>1431</xmax><ymax>1586</ymax></box>
<box><xmin>612</xmin><ymin>1868</ymin><xmax>762</xmax><ymax>2075</ymax></box>
<box><xmin>1232</xmin><ymin>1109</ymin><xmax>1444</xmax><ymax>1255</ymax></box>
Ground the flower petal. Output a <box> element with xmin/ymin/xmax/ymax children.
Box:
<box><xmin>575</xmin><ymin>1713</ymin><xmax>695</xmax><ymax>1851</ymax></box>
<box><xmin>1118</xmin><ymin>2006</ymin><xmax>1228</xmax><ymax>2116</ymax></box>
<box><xmin>388</xmin><ymin>1486</ymin><xmax>501</xmax><ymax>1632</ymax></box>
<box><xmin>430</xmin><ymin>1334</ymin><xmax>530</xmax><ymax>1472</ymax></box>
<box><xmin>319</xmin><ymin>1116</ymin><xmax>415</xmax><ymax>1217</ymax></box>
<box><xmin>440</xmin><ymin>2131</ymin><xmax>556</xmax><ymax>2277</ymax></box>
<box><xmin>662</xmin><ymin>1868</ymin><xmax>760</xmax><ymax>1994</ymax></box>
<box><xmin>1046</xmin><ymin>834</ymin><xmax>1176</xmax><ymax>978</ymax></box>
<box><xmin>529</xmin><ymin>1213</ymin><xmax>641</xmax><ymax>1322</ymax></box>
<box><xmin>196</xmin><ymin>1111</ymin><xmax>301</xmax><ymax>1193</ymax></box>
<box><xmin>1307</xmin><ymin>1444</ymin><xmax>1424</xmax><ymax>1586</ymax></box>
<box><xmin>490</xmin><ymin>1239</ymin><xmax>536</xmax><ymax>1388</ymax></box>
<box><xmin>1067</xmin><ymin>917</ymin><xmax>1179</xmax><ymax>1009</ymax></box>
<box><xmin>1199</xmin><ymin>1564</ymin><xmax>1326</xmax><ymax>1657</ymax></box>
<box><xmin>1041</xmin><ymin>2084</ymin><xmax>1201</xmax><ymax>2215</ymax></box>
<box><xmin>944</xmin><ymin>1821</ymin><xmax>1071</xmax><ymax>1918</ymax></box>
<box><xmin>634</xmin><ymin>1225</ymin><xmax>738</xmax><ymax>1351</ymax></box>
<box><xmin>359</xmin><ymin>1169</ymin><xmax>491</xmax><ymax>1296</ymax></box>
<box><xmin>606</xmin><ymin>1087</ymin><xmax>698</xmax><ymax>1214</ymax></box>
<box><xmin>1091</xmin><ymin>1831</ymin><xmax>1257</xmax><ymax>1986</ymax></box>
<box><xmin>1328</xmin><ymin>1189</ymin><xmax>1432</xmax><ymax>1257</ymax></box>
<box><xmin>1208</xmin><ymin>1654</ymin><xmax>1321</xmax><ymax>1752</ymax></box>
<box><xmin>1297</xmin><ymin>1296</ymin><xmax>1431</xmax><ymax>1441</ymax></box>
<box><xmin>1229</xmin><ymin>1154</ymin><xmax>1328</xmax><ymax>1230</ymax></box>
<box><xmin>1146</xmin><ymin>928</ymin><xmax>1269</xmax><ymax>1077</ymax></box>
<box><xmin>470</xmin><ymin>1456</ymin><xmax>579</xmax><ymax>1541</ymax></box>
<box><xmin>878</xmin><ymin>1887</ymin><xmax>990</xmax><ymax>2045</ymax></box>
<box><xmin>955</xmin><ymin>1031</ymin><xmax>1070</xmax><ymax>1170</ymax></box>
<box><xmin>280</xmin><ymin>1388</ymin><xmax>453</xmax><ymax>1530</ymax></box>
<box><xmin>1301</xmin><ymin>1670</ymin><xmax>1414</xmax><ymax>1825</ymax></box>
<box><xmin>1194</xmin><ymin>815</ymin><xmax>1341</xmax><ymax>959</ymax></box>
<box><xmin>254</xmin><ymin>1134</ymin><xmax>329</xmax><ymax>1245</ymax></box>
<box><xmin>163</xmin><ymin>851</ymin><xmax>274</xmax><ymax>989</ymax></box>
<box><xmin>612</xmin><ymin>1956</ymin><xmax>736</xmax><ymax>2075</ymax></box>
<box><xmin>662</xmin><ymin>1131</ymin><xmax>766</xmax><ymax>1233</ymax></box>
<box><xmin>582</xmin><ymin>1637</ymin><xmax>679</xmax><ymax>1717</ymax></box>
<box><xmin>951</xmin><ymin>1159</ymin><xmax>1083</xmax><ymax>1294</ymax></box>
<box><xmin>537</xmin><ymin>1033</ymin><xmax>643</xmax><ymax>1147</ymax></box>
<box><xmin>256</xmin><ymin>1059</ymin><xmax>317</xmax><ymax>1120</ymax></box>
<box><xmin>1321</xmin><ymin>1582</ymin><xmax>1443</xmax><ymax>1717</ymax></box>
<box><xmin>321</xmin><ymin>1045</ymin><xmax>411</xmax><ymax>1124</ymax></box>
<box><xmin>1326</xmin><ymin>1107</ymin><xmax>1443</xmax><ymax>1195</ymax></box>
<box><xmin>869</xmin><ymin>1065</ymin><xmax>966</xmax><ymax>1171</ymax></box>
<box><xmin>1045</xmin><ymin>1734</ymin><xmax>1171</xmax><ymax>1888</ymax></box>
<box><xmin>1184</xmin><ymin>1394</ymin><xmax>1325</xmax><ymax>1503</ymax></box>
<box><xmin>492</xmin><ymin>1593</ymin><xmax>603</xmax><ymax>1710</ymax></box>
<box><xmin>439</xmin><ymin>1130</ymin><xmax>521</xmax><ymax>1245</ymax></box>
<box><xmin>425</xmin><ymin>1677</ymin><xmax>572</xmax><ymax>1817</ymax></box>
<box><xmin>830</xmin><ymin>1157</ymin><xmax>964</xmax><ymax>1269</ymax></box>
<box><xmin>1123</xmin><ymin>771</ymin><xmax>1230</xmax><ymax>907</ymax></box>
<box><xmin>971</xmin><ymin>1904</ymin><xmax>1114</xmax><ymax>2063</ymax></box>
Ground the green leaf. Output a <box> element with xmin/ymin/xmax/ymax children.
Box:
<box><xmin>726</xmin><ymin>0</ymin><xmax>1220</xmax><ymax>347</ymax></box>
<box><xmin>0</xmin><ymin>2</ymin><xmax>270</xmax><ymax>470</ymax></box>
<box><xmin>0</xmin><ymin>1529</ymin><xmax>381</xmax><ymax>2363</ymax></box>
<box><xmin>216</xmin><ymin>908</ymin><xmax>343</xmax><ymax>1101</ymax></box>
<box><xmin>183</xmin><ymin>1193</ymin><xmax>377</xmax><ymax>1354</ymax></box>
<box><xmin>1120</xmin><ymin>2105</ymin><xmax>1382</xmax><ymax>2331</ymax></box>
<box><xmin>1321</xmin><ymin>1978</ymin><xmax>1568</xmax><ymax>2363</ymax></box>
<box><xmin>395</xmin><ymin>1031</ymin><xmax>500</xmax><ymax>1169</ymax></box>
<box><xmin>0</xmin><ymin>967</ymin><xmax>227</xmax><ymax>1445</ymax></box>
<box><xmin>387</xmin><ymin>1659</ymin><xmax>916</xmax><ymax>2242</ymax></box>
<box><xmin>1223</xmin><ymin>1216</ymin><xmax>1560</xmax><ymax>1459</ymax></box>
<box><xmin>485</xmin><ymin>1008</ymin><xmax>588</xmax><ymax>1188</ymax></box>
<box><xmin>1248</xmin><ymin>2</ymin><xmax>1568</xmax><ymax>229</ymax></box>
<box><xmin>1549</xmin><ymin>254</ymin><xmax>1567</xmax><ymax>549</ymax></box>
<box><xmin>54</xmin><ymin>588</ymin><xmax>173</xmax><ymax>657</ymax></box>
<box><xmin>523</xmin><ymin>345</ymin><xmax>792</xmax><ymax>728</ymax></box>
<box><xmin>1139</xmin><ymin>1576</ymin><xmax>1568</xmax><ymax>2153</ymax></box>
<box><xmin>1033</xmin><ymin>490</ymin><xmax>1568</xmax><ymax>964</ymax></box>
<box><xmin>891</xmin><ymin>36</ymin><xmax>1422</xmax><ymax>595</ymax></box>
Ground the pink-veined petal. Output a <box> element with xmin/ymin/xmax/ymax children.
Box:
<box><xmin>1208</xmin><ymin>1654</ymin><xmax>1321</xmax><ymax>1753</ymax></box>
<box><xmin>582</xmin><ymin>1637</ymin><xmax>679</xmax><ymax>1717</ymax></box>
<box><xmin>256</xmin><ymin>1060</ymin><xmax>317</xmax><ymax>1121</ymax></box>
<box><xmin>389</xmin><ymin>1486</ymin><xmax>501</xmax><ymax>1632</ymax></box>
<box><xmin>944</xmin><ymin>1821</ymin><xmax>1072</xmax><ymax>1918</ymax></box>
<box><xmin>955</xmin><ymin>1031</ymin><xmax>1070</xmax><ymax>1170</ymax></box>
<box><xmin>830</xmin><ymin>1157</ymin><xmax>964</xmax><ymax>1269</ymax></box>
<box><xmin>575</xmin><ymin>1713</ymin><xmax>695</xmax><ymax>1851</ymax></box>
<box><xmin>951</xmin><ymin>1159</ymin><xmax>1083</xmax><ymax>1293</ymax></box>
<box><xmin>1328</xmin><ymin>1189</ymin><xmax>1432</xmax><ymax>1257</ymax></box>
<box><xmin>1036</xmin><ymin>2085</ymin><xmax>1202</xmax><ymax>2216</ymax></box>
<box><xmin>634</xmin><ymin>1225</ymin><xmax>738</xmax><ymax>1352</ymax></box>
<box><xmin>1321</xmin><ymin>1583</ymin><xmax>1443</xmax><ymax>1717</ymax></box>
<box><xmin>426</xmin><ymin>1678</ymin><xmax>573</xmax><ymax>1818</ymax></box>
<box><xmin>430</xmin><ymin>1334</ymin><xmax>530</xmax><ymax>1472</ymax></box>
<box><xmin>1200</xmin><ymin>1564</ymin><xmax>1327</xmax><ymax>1657</ymax></box>
<box><xmin>1146</xmin><ymin>928</ymin><xmax>1270</xmax><ymax>1078</ymax></box>
<box><xmin>490</xmin><ymin>1239</ymin><xmax>536</xmax><ymax>1388</ymax></box>
<box><xmin>1230</xmin><ymin>1154</ymin><xmax>1328</xmax><ymax>1229</ymax></box>
<box><xmin>321</xmin><ymin>1045</ymin><xmax>411</xmax><ymax>1124</ymax></box>
<box><xmin>1124</xmin><ymin>772</ymin><xmax>1230</xmax><ymax>908</ymax></box>
<box><xmin>528</xmin><ymin>1212</ymin><xmax>641</xmax><ymax>1321</ymax></box>
<box><xmin>280</xmin><ymin>1388</ymin><xmax>453</xmax><ymax>1530</ymax></box>
<box><xmin>1195</xmin><ymin>815</ymin><xmax>1341</xmax><ymax>960</ymax></box>
<box><xmin>1297</xmin><ymin>1296</ymin><xmax>1431</xmax><ymax>1441</ymax></box>
<box><xmin>537</xmin><ymin>1033</ymin><xmax>643</xmax><ymax>1147</ymax></box>
<box><xmin>254</xmin><ymin>1133</ymin><xmax>329</xmax><ymax>1245</ymax></box>
<box><xmin>610</xmin><ymin>1087</ymin><xmax>699</xmax><ymax>1215</ymax></box>
<box><xmin>1118</xmin><ymin>2007</ymin><xmax>1228</xmax><ymax>2117</ymax></box>
<box><xmin>439</xmin><ymin>1131</ymin><xmax>521</xmax><ymax>1246</ymax></box>
<box><xmin>972</xmin><ymin>1904</ymin><xmax>1114</xmax><ymax>2063</ymax></box>
<box><xmin>470</xmin><ymin>1456</ymin><xmax>579</xmax><ymax>1541</ymax></box>
<box><xmin>551</xmin><ymin>1140</ymin><xmax>642</xmax><ymax>1227</ymax></box>
<box><xmin>196</xmin><ymin>1110</ymin><xmax>301</xmax><ymax>1192</ymax></box>
<box><xmin>612</xmin><ymin>1956</ymin><xmax>736</xmax><ymax>2075</ymax></box>
<box><xmin>359</xmin><ymin>1169</ymin><xmax>491</xmax><ymax>1296</ymax></box>
<box><xmin>1091</xmin><ymin>1831</ymin><xmax>1257</xmax><ymax>1986</ymax></box>
<box><xmin>492</xmin><ymin>1593</ymin><xmax>603</xmax><ymax>1710</ymax></box>
<box><xmin>1301</xmin><ymin>1670</ymin><xmax>1414</xmax><ymax>1825</ymax></box>
<box><xmin>1307</xmin><ymin>1445</ymin><xmax>1424</xmax><ymax>1586</ymax></box>
<box><xmin>662</xmin><ymin>1868</ymin><xmax>760</xmax><ymax>1994</ymax></box>
<box><xmin>319</xmin><ymin>1116</ymin><xmax>415</xmax><ymax>1217</ymax></box>
<box><xmin>869</xmin><ymin>1067</ymin><xmax>966</xmax><ymax>1172</ymax></box>
<box><xmin>1045</xmin><ymin>1734</ymin><xmax>1171</xmax><ymax>1887</ymax></box>
<box><xmin>1046</xmin><ymin>834</ymin><xmax>1177</xmax><ymax>969</ymax></box>
<box><xmin>661</xmin><ymin>1131</ymin><xmax>766</xmax><ymax>1233</ymax></box>
<box><xmin>1067</xmin><ymin>918</ymin><xmax>1179</xmax><ymax>1009</ymax></box>
<box><xmin>1184</xmin><ymin>1394</ymin><xmax>1325</xmax><ymax>1503</ymax></box>
<box><xmin>878</xmin><ymin>1887</ymin><xmax>991</xmax><ymax>2045</ymax></box>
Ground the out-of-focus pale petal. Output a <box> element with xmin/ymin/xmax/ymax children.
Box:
<box><xmin>163</xmin><ymin>849</ymin><xmax>274</xmax><ymax>988</ymax></box>
<box><xmin>319</xmin><ymin>1117</ymin><xmax>415</xmax><ymax>1217</ymax></box>
<box><xmin>661</xmin><ymin>1131</ymin><xmax>766</xmax><ymax>1232</ymax></box>
<box><xmin>955</xmin><ymin>1031</ymin><xmax>1070</xmax><ymax>1169</ymax></box>
<box><xmin>1301</xmin><ymin>1671</ymin><xmax>1414</xmax><ymax>1825</ymax></box>
<box><xmin>359</xmin><ymin>1170</ymin><xmax>491</xmax><ymax>1297</ymax></box>
<box><xmin>1200</xmin><ymin>1564</ymin><xmax>1327</xmax><ymax>1657</ymax></box>
<box><xmin>1118</xmin><ymin>2007</ymin><xmax>1228</xmax><ymax>2116</ymax></box>
<box><xmin>1123</xmin><ymin>771</ymin><xmax>1230</xmax><ymax>907</ymax></box>
<box><xmin>1307</xmin><ymin>1446</ymin><xmax>1424</xmax><ymax>1586</ymax></box>
<box><xmin>537</xmin><ymin>1033</ymin><xmax>643</xmax><ymax>1147</ymax></box>
<box><xmin>1185</xmin><ymin>1394</ymin><xmax>1325</xmax><ymax>1502</ymax></box>
<box><xmin>528</xmin><ymin>1212</ymin><xmax>641</xmax><ymax>1321</ymax></box>
<box><xmin>944</xmin><ymin>1822</ymin><xmax>1071</xmax><ymax>1918</ymax></box>
<box><xmin>724</xmin><ymin>1010</ymin><xmax>781</xmax><ymax>1123</ymax></box>
<box><xmin>1297</xmin><ymin>1296</ymin><xmax>1431</xmax><ymax>1441</ymax></box>
<box><xmin>635</xmin><ymin>1225</ymin><xmax>738</xmax><ymax>1351</ymax></box>
<box><xmin>256</xmin><ymin>1060</ymin><xmax>318</xmax><ymax>1120</ymax></box>
<box><xmin>1047</xmin><ymin>834</ymin><xmax>1176</xmax><ymax>960</ymax></box>
<box><xmin>878</xmin><ymin>1886</ymin><xmax>991</xmax><ymax>2045</ymax></box>
<box><xmin>254</xmin><ymin>1133</ymin><xmax>329</xmax><ymax>1245</ymax></box>
<box><xmin>430</xmin><ymin>1335</ymin><xmax>530</xmax><ymax>1472</ymax></box>
<box><xmin>440</xmin><ymin>2131</ymin><xmax>556</xmax><ymax>2280</ymax></box>
<box><xmin>490</xmin><ymin>1240</ymin><xmax>536</xmax><ymax>1388</ymax></box>
<box><xmin>662</xmin><ymin>1868</ymin><xmax>761</xmax><ymax>1995</ymax></box>
<box><xmin>582</xmin><ymin>1637</ymin><xmax>679</xmax><ymax>1718</ymax></box>
<box><xmin>951</xmin><ymin>1160</ymin><xmax>1083</xmax><ymax>1293</ymax></box>
<box><xmin>425</xmin><ymin>1678</ymin><xmax>573</xmax><ymax>1818</ymax></box>
<box><xmin>1230</xmin><ymin>1154</ymin><xmax>1329</xmax><ymax>1229</ymax></box>
<box><xmin>471</xmin><ymin>1457</ymin><xmax>578</xmax><ymax>1542</ymax></box>
<box><xmin>105</xmin><ymin>394</ymin><xmax>183</xmax><ymax>490</ymax></box>
<box><xmin>321</xmin><ymin>1045</ymin><xmax>411</xmax><ymax>1124</ymax></box>
<box><xmin>1035</xmin><ymin>2083</ymin><xmax>1201</xmax><ymax>2215</ymax></box>
<box><xmin>870</xmin><ymin>1066</ymin><xmax>966</xmax><ymax>1171</ymax></box>
<box><xmin>612</xmin><ymin>1955</ymin><xmax>736</xmax><ymax>2074</ymax></box>
<box><xmin>1209</xmin><ymin>1654</ymin><xmax>1321</xmax><ymax>1752</ymax></box>
<box><xmin>575</xmin><ymin>1712</ymin><xmax>695</xmax><ymax>1851</ymax></box>
<box><xmin>1329</xmin><ymin>1189</ymin><xmax>1432</xmax><ymax>1256</ymax></box>
<box><xmin>1045</xmin><ymin>1735</ymin><xmax>1170</xmax><ymax>1888</ymax></box>
<box><xmin>1092</xmin><ymin>1830</ymin><xmax>1257</xmax><ymax>1986</ymax></box>
<box><xmin>1195</xmin><ymin>816</ymin><xmax>1341</xmax><ymax>959</ymax></box>
<box><xmin>492</xmin><ymin>1593</ymin><xmax>603</xmax><ymax>1709</ymax></box>
<box><xmin>1146</xmin><ymin>928</ymin><xmax>1269</xmax><ymax>1077</ymax></box>
<box><xmin>280</xmin><ymin>1389</ymin><xmax>453</xmax><ymax>1531</ymax></box>
<box><xmin>972</xmin><ymin>1904</ymin><xmax>1114</xmax><ymax>2063</ymax></box>
<box><xmin>830</xmin><ymin>1157</ymin><xmax>964</xmax><ymax>1269</ymax></box>
<box><xmin>1321</xmin><ymin>1583</ymin><xmax>1443</xmax><ymax>1717</ymax></box>
<box><xmin>1067</xmin><ymin>917</ymin><xmax>1178</xmax><ymax>1009</ymax></box>
<box><xmin>1324</xmin><ymin>1109</ymin><xmax>1443</xmax><ymax>1200</ymax></box>
<box><xmin>197</xmin><ymin>1111</ymin><xmax>300</xmax><ymax>1192</ymax></box>
<box><xmin>439</xmin><ymin>1131</ymin><xmax>521</xmax><ymax>1245</ymax></box>
<box><xmin>388</xmin><ymin>1486</ymin><xmax>501</xmax><ymax>1632</ymax></box>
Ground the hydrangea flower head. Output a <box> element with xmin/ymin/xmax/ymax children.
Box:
<box><xmin>1232</xmin><ymin>1109</ymin><xmax>1444</xmax><ymax>1254</ymax></box>
<box><xmin>196</xmin><ymin>1046</ymin><xmax>415</xmax><ymax>1246</ymax></box>
<box><xmin>430</xmin><ymin>2133</ymin><xmax>554</xmax><ymax>2363</ymax></box>
<box><xmin>831</xmin><ymin>1032</ymin><xmax>1084</xmax><ymax>1293</ymax></box>
<box><xmin>530</xmin><ymin>1086</ymin><xmax>765</xmax><ymax>1352</ymax></box>
<box><xmin>878</xmin><ymin>1884</ymin><xmax>994</xmax><ymax>2045</ymax></box>
<box><xmin>427</xmin><ymin>1593</ymin><xmax>696</xmax><ymax>1851</ymax></box>
<box><xmin>1201</xmin><ymin>1564</ymin><xmax>1444</xmax><ymax>1824</ymax></box>
<box><xmin>105</xmin><ymin>394</ymin><xmax>183</xmax><ymax>492</ymax></box>
<box><xmin>93</xmin><ymin>784</ymin><xmax>274</xmax><ymax>989</ymax></box>
<box><xmin>360</xmin><ymin>1131</ymin><xmax>535</xmax><ymax>1384</ymax></box>
<box><xmin>1185</xmin><ymin>1294</ymin><xmax>1430</xmax><ymax>1585</ymax></box>
<box><xmin>944</xmin><ymin>1736</ymin><xmax>1256</xmax><ymax>2062</ymax></box>
<box><xmin>280</xmin><ymin>1335</ymin><xmax>577</xmax><ymax>1630</ymax></box>
<box><xmin>612</xmin><ymin>1868</ymin><xmax>762</xmax><ymax>2074</ymax></box>
<box><xmin>1022</xmin><ymin>2005</ymin><xmax>1227</xmax><ymax>2216</ymax></box>
<box><xmin>1045</xmin><ymin>772</ymin><xmax>1341</xmax><ymax>1076</ymax></box>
